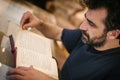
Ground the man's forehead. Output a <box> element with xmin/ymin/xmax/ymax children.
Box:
<box><xmin>87</xmin><ymin>8</ymin><xmax>107</xmax><ymax>17</ymax></box>
<box><xmin>86</xmin><ymin>8</ymin><xmax>108</xmax><ymax>24</ymax></box>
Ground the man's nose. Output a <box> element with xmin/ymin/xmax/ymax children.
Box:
<box><xmin>79</xmin><ymin>21</ymin><xmax>88</xmax><ymax>31</ymax></box>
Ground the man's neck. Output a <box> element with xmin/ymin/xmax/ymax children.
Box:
<box><xmin>94</xmin><ymin>40</ymin><xmax>120</xmax><ymax>51</ymax></box>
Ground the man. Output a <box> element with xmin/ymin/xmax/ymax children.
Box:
<box><xmin>7</xmin><ymin>0</ymin><xmax>120</xmax><ymax>80</ymax></box>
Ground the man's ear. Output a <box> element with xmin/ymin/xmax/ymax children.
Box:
<box><xmin>107</xmin><ymin>30</ymin><xmax>120</xmax><ymax>39</ymax></box>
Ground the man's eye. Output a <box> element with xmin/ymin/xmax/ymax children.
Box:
<box><xmin>89</xmin><ymin>22</ymin><xmax>95</xmax><ymax>26</ymax></box>
<box><xmin>88</xmin><ymin>22</ymin><xmax>97</xmax><ymax>28</ymax></box>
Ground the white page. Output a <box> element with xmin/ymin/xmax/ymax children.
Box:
<box><xmin>15</xmin><ymin>30</ymin><xmax>52</xmax><ymax>57</ymax></box>
<box><xmin>14</xmin><ymin>30</ymin><xmax>58</xmax><ymax>79</ymax></box>
<box><xmin>16</xmin><ymin>48</ymin><xmax>58</xmax><ymax>79</ymax></box>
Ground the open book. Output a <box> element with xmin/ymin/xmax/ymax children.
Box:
<box><xmin>9</xmin><ymin>30</ymin><xmax>58</xmax><ymax>80</ymax></box>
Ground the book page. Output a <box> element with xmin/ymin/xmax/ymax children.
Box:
<box><xmin>16</xmin><ymin>48</ymin><xmax>58</xmax><ymax>79</ymax></box>
<box><xmin>15</xmin><ymin>30</ymin><xmax>52</xmax><ymax>57</ymax></box>
<box><xmin>15</xmin><ymin>30</ymin><xmax>58</xmax><ymax>79</ymax></box>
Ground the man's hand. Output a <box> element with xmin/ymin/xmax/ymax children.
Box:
<box><xmin>21</xmin><ymin>11</ymin><xmax>63</xmax><ymax>41</ymax></box>
<box><xmin>7</xmin><ymin>66</ymin><xmax>55</xmax><ymax>80</ymax></box>
<box><xmin>20</xmin><ymin>11</ymin><xmax>42</xmax><ymax>30</ymax></box>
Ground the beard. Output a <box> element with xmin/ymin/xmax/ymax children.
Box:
<box><xmin>81</xmin><ymin>30</ymin><xmax>107</xmax><ymax>48</ymax></box>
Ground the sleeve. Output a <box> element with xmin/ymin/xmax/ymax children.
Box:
<box><xmin>105</xmin><ymin>65</ymin><xmax>120</xmax><ymax>80</ymax></box>
<box><xmin>61</xmin><ymin>29</ymin><xmax>82</xmax><ymax>53</ymax></box>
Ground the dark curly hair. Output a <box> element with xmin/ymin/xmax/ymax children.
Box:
<box><xmin>83</xmin><ymin>0</ymin><xmax>120</xmax><ymax>39</ymax></box>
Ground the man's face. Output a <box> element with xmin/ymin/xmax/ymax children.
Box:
<box><xmin>79</xmin><ymin>8</ymin><xmax>108</xmax><ymax>47</ymax></box>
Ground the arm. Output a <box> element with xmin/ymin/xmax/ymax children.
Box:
<box><xmin>21</xmin><ymin>11</ymin><xmax>63</xmax><ymax>41</ymax></box>
<box><xmin>36</xmin><ymin>20</ymin><xmax>63</xmax><ymax>41</ymax></box>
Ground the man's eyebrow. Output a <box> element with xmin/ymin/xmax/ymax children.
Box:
<box><xmin>85</xmin><ymin>13</ymin><xmax>97</xmax><ymax>27</ymax></box>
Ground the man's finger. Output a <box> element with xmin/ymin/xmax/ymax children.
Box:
<box><xmin>8</xmin><ymin>74</ymin><xmax>24</xmax><ymax>80</ymax></box>
<box><xmin>22</xmin><ymin>22</ymin><xmax>32</xmax><ymax>30</ymax></box>
<box><xmin>7</xmin><ymin>68</ymin><xmax>26</xmax><ymax>76</ymax></box>
<box><xmin>20</xmin><ymin>11</ymin><xmax>31</xmax><ymax>28</ymax></box>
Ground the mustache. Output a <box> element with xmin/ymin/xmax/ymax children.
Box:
<box><xmin>81</xmin><ymin>30</ymin><xmax>89</xmax><ymax>37</ymax></box>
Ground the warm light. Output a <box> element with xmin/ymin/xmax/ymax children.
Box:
<box><xmin>0</xmin><ymin>62</ymin><xmax>1</xmax><ymax>67</ymax></box>
<box><xmin>2</xmin><ymin>48</ymin><xmax>5</xmax><ymax>53</ymax></box>
<box><xmin>27</xmin><ymin>27</ymin><xmax>32</xmax><ymax>31</ymax></box>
